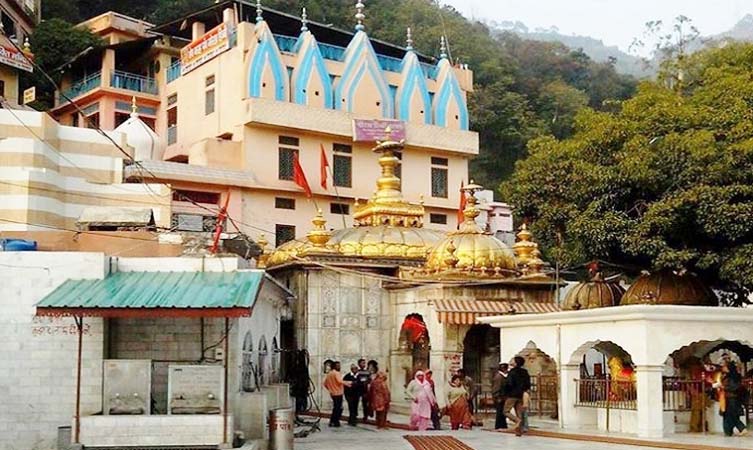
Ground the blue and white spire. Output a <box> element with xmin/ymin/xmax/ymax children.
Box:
<box><xmin>248</xmin><ymin>2</ymin><xmax>289</xmax><ymax>101</ymax></box>
<box><xmin>291</xmin><ymin>6</ymin><xmax>333</xmax><ymax>108</ymax></box>
<box><xmin>396</xmin><ymin>27</ymin><xmax>432</xmax><ymax>124</ymax></box>
<box><xmin>433</xmin><ymin>35</ymin><xmax>468</xmax><ymax>130</ymax></box>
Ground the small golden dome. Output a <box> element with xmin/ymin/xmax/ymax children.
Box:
<box><xmin>424</xmin><ymin>182</ymin><xmax>517</xmax><ymax>274</ymax></box>
<box><xmin>621</xmin><ymin>270</ymin><xmax>717</xmax><ymax>306</ymax></box>
<box><xmin>563</xmin><ymin>273</ymin><xmax>625</xmax><ymax>310</ymax></box>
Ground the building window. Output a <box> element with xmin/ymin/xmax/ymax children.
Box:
<box><xmin>0</xmin><ymin>80</ymin><xmax>4</xmax><ymax>98</ymax></box>
<box><xmin>86</xmin><ymin>113</ymin><xmax>99</xmax><ymax>129</ymax></box>
<box><xmin>275</xmin><ymin>197</ymin><xmax>296</xmax><ymax>210</ymax></box>
<box><xmin>431</xmin><ymin>156</ymin><xmax>448</xmax><ymax>198</ymax></box>
<box><xmin>275</xmin><ymin>224</ymin><xmax>296</xmax><ymax>247</ymax></box>
<box><xmin>333</xmin><ymin>143</ymin><xmax>352</xmax><ymax>188</ymax></box>
<box><xmin>172</xmin><ymin>190</ymin><xmax>220</xmax><ymax>205</ymax></box>
<box><xmin>205</xmin><ymin>75</ymin><xmax>215</xmax><ymax>115</ymax></box>
<box><xmin>330</xmin><ymin>202</ymin><xmax>350</xmax><ymax>215</ymax></box>
<box><xmin>430</xmin><ymin>213</ymin><xmax>447</xmax><ymax>225</ymax></box>
<box><xmin>167</xmin><ymin>95</ymin><xmax>178</xmax><ymax>145</ymax></box>
<box><xmin>205</xmin><ymin>89</ymin><xmax>215</xmax><ymax>115</ymax></box>
<box><xmin>71</xmin><ymin>113</ymin><xmax>79</xmax><ymax>127</ymax></box>
<box><xmin>278</xmin><ymin>136</ymin><xmax>300</xmax><ymax>181</ymax></box>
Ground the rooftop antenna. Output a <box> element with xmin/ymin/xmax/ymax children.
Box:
<box><xmin>255</xmin><ymin>0</ymin><xmax>263</xmax><ymax>23</ymax></box>
<box><xmin>355</xmin><ymin>1</ymin><xmax>365</xmax><ymax>32</ymax></box>
<box><xmin>406</xmin><ymin>27</ymin><xmax>414</xmax><ymax>51</ymax></box>
<box><xmin>300</xmin><ymin>7</ymin><xmax>308</xmax><ymax>32</ymax></box>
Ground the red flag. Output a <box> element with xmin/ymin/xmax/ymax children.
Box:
<box><xmin>457</xmin><ymin>180</ymin><xmax>467</xmax><ymax>227</ymax></box>
<box><xmin>320</xmin><ymin>144</ymin><xmax>329</xmax><ymax>190</ymax></box>
<box><xmin>293</xmin><ymin>154</ymin><xmax>312</xmax><ymax>198</ymax></box>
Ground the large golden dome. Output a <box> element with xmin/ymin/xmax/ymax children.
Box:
<box><xmin>423</xmin><ymin>183</ymin><xmax>517</xmax><ymax>275</ymax></box>
<box><xmin>563</xmin><ymin>273</ymin><xmax>625</xmax><ymax>310</ymax></box>
<box><xmin>264</xmin><ymin>132</ymin><xmax>441</xmax><ymax>268</ymax></box>
<box><xmin>621</xmin><ymin>270</ymin><xmax>717</xmax><ymax>306</ymax></box>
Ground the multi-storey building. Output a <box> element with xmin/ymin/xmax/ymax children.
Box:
<box><xmin>0</xmin><ymin>0</ymin><xmax>38</xmax><ymax>104</ymax></box>
<box><xmin>50</xmin><ymin>1</ymin><xmax>479</xmax><ymax>244</ymax></box>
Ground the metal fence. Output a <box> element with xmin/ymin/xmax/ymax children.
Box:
<box><xmin>574</xmin><ymin>378</ymin><xmax>637</xmax><ymax>410</ymax></box>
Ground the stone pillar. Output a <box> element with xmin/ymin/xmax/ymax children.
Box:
<box><xmin>192</xmin><ymin>21</ymin><xmax>206</xmax><ymax>41</ymax></box>
<box><xmin>430</xmin><ymin>349</ymin><xmax>461</xmax><ymax>408</ymax></box>
<box><xmin>559</xmin><ymin>364</ymin><xmax>581</xmax><ymax>430</ymax></box>
<box><xmin>636</xmin><ymin>365</ymin><xmax>664</xmax><ymax>438</ymax></box>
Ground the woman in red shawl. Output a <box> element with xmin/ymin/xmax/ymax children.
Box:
<box><xmin>369</xmin><ymin>371</ymin><xmax>391</xmax><ymax>429</ymax></box>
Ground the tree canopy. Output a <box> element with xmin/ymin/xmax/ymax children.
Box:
<box><xmin>502</xmin><ymin>43</ymin><xmax>753</xmax><ymax>304</ymax></box>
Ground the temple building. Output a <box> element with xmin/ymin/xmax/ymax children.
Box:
<box><xmin>482</xmin><ymin>265</ymin><xmax>753</xmax><ymax>439</ymax></box>
<box><xmin>0</xmin><ymin>0</ymin><xmax>37</xmax><ymax>105</ymax></box>
<box><xmin>264</xmin><ymin>134</ymin><xmax>560</xmax><ymax>409</ymax></box>
<box><xmin>32</xmin><ymin>0</ymin><xmax>480</xmax><ymax>247</ymax></box>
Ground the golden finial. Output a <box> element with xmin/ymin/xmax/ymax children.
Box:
<box><xmin>130</xmin><ymin>96</ymin><xmax>138</xmax><ymax>117</ymax></box>
<box><xmin>256</xmin><ymin>234</ymin><xmax>270</xmax><ymax>268</ymax></box>
<box><xmin>527</xmin><ymin>248</ymin><xmax>545</xmax><ymax>274</ymax></box>
<box><xmin>443</xmin><ymin>240</ymin><xmax>459</xmax><ymax>268</ymax></box>
<box><xmin>307</xmin><ymin>209</ymin><xmax>331</xmax><ymax>247</ymax></box>
<box><xmin>457</xmin><ymin>180</ymin><xmax>484</xmax><ymax>231</ymax></box>
<box><xmin>513</xmin><ymin>223</ymin><xmax>538</xmax><ymax>266</ymax></box>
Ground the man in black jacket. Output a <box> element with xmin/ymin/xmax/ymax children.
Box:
<box><xmin>491</xmin><ymin>362</ymin><xmax>509</xmax><ymax>430</ymax></box>
<box><xmin>504</xmin><ymin>356</ymin><xmax>531</xmax><ymax>436</ymax></box>
<box><xmin>343</xmin><ymin>364</ymin><xmax>360</xmax><ymax>426</ymax></box>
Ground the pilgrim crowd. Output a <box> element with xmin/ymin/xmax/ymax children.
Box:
<box><xmin>322</xmin><ymin>355</ymin><xmax>532</xmax><ymax>436</ymax></box>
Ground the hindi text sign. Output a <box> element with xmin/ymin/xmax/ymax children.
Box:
<box><xmin>353</xmin><ymin>119</ymin><xmax>406</xmax><ymax>142</ymax></box>
<box><xmin>0</xmin><ymin>45</ymin><xmax>33</xmax><ymax>73</ymax></box>
<box><xmin>180</xmin><ymin>23</ymin><xmax>232</xmax><ymax>75</ymax></box>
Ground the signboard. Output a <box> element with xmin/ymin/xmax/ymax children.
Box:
<box><xmin>22</xmin><ymin>86</ymin><xmax>35</xmax><ymax>104</ymax></box>
<box><xmin>352</xmin><ymin>119</ymin><xmax>406</xmax><ymax>142</ymax></box>
<box><xmin>0</xmin><ymin>45</ymin><xmax>33</xmax><ymax>73</ymax></box>
<box><xmin>180</xmin><ymin>22</ymin><xmax>232</xmax><ymax>75</ymax></box>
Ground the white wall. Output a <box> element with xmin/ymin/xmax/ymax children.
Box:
<box><xmin>0</xmin><ymin>252</ymin><xmax>107</xmax><ymax>450</ymax></box>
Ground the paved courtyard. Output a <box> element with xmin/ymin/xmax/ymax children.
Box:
<box><xmin>294</xmin><ymin>425</ymin><xmax>668</xmax><ymax>450</ymax></box>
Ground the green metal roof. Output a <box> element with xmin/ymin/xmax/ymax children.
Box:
<box><xmin>36</xmin><ymin>271</ymin><xmax>264</xmax><ymax>317</ymax></box>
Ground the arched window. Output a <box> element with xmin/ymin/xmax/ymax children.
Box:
<box><xmin>271</xmin><ymin>337</ymin><xmax>280</xmax><ymax>384</ymax></box>
<box><xmin>241</xmin><ymin>331</ymin><xmax>256</xmax><ymax>392</ymax></box>
<box><xmin>258</xmin><ymin>335</ymin><xmax>268</xmax><ymax>386</ymax></box>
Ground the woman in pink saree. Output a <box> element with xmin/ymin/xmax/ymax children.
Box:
<box><xmin>406</xmin><ymin>370</ymin><xmax>436</xmax><ymax>431</ymax></box>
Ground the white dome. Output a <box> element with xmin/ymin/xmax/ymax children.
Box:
<box><xmin>115</xmin><ymin>108</ymin><xmax>162</xmax><ymax>161</ymax></box>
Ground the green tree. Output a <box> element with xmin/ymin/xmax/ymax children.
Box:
<box><xmin>27</xmin><ymin>19</ymin><xmax>102</xmax><ymax>107</ymax></box>
<box><xmin>502</xmin><ymin>43</ymin><xmax>753</xmax><ymax>305</ymax></box>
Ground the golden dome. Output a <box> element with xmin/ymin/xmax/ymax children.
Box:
<box><xmin>563</xmin><ymin>273</ymin><xmax>625</xmax><ymax>310</ymax></box>
<box><xmin>621</xmin><ymin>270</ymin><xmax>717</xmax><ymax>306</ymax></box>
<box><xmin>423</xmin><ymin>182</ymin><xmax>517</xmax><ymax>276</ymax></box>
<box><xmin>329</xmin><ymin>226</ymin><xmax>443</xmax><ymax>258</ymax></box>
<box><xmin>265</xmin><ymin>131</ymin><xmax>439</xmax><ymax>268</ymax></box>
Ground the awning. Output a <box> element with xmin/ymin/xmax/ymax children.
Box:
<box><xmin>35</xmin><ymin>271</ymin><xmax>263</xmax><ymax>318</ymax></box>
<box><xmin>433</xmin><ymin>299</ymin><xmax>561</xmax><ymax>325</ymax></box>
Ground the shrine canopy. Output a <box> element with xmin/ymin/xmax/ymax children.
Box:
<box><xmin>35</xmin><ymin>271</ymin><xmax>265</xmax><ymax>318</ymax></box>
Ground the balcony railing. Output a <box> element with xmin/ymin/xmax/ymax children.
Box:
<box><xmin>111</xmin><ymin>70</ymin><xmax>158</xmax><ymax>95</ymax></box>
<box><xmin>166</xmin><ymin>61</ymin><xmax>181</xmax><ymax>83</ymax></box>
<box><xmin>61</xmin><ymin>72</ymin><xmax>101</xmax><ymax>100</ymax></box>
<box><xmin>272</xmin><ymin>34</ymin><xmax>437</xmax><ymax>79</ymax></box>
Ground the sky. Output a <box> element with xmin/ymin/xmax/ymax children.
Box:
<box><xmin>443</xmin><ymin>0</ymin><xmax>752</xmax><ymax>55</ymax></box>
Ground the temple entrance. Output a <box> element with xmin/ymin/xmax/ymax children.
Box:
<box><xmin>664</xmin><ymin>340</ymin><xmax>753</xmax><ymax>433</ymax></box>
<box><xmin>516</xmin><ymin>341</ymin><xmax>558</xmax><ymax>418</ymax></box>
<box><xmin>398</xmin><ymin>314</ymin><xmax>430</xmax><ymax>386</ymax></box>
<box><xmin>462</xmin><ymin>324</ymin><xmax>499</xmax><ymax>409</ymax></box>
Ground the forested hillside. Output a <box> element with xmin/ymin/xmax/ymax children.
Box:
<box><xmin>38</xmin><ymin>0</ymin><xmax>637</xmax><ymax>190</ymax></box>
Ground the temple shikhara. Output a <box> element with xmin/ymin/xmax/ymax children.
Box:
<box><xmin>0</xmin><ymin>1</ymin><xmax>752</xmax><ymax>449</ymax></box>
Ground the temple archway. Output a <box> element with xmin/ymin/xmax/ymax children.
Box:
<box><xmin>241</xmin><ymin>331</ymin><xmax>256</xmax><ymax>392</ymax></box>
<box><xmin>258</xmin><ymin>335</ymin><xmax>268</xmax><ymax>386</ymax></box>
<box><xmin>514</xmin><ymin>341</ymin><xmax>558</xmax><ymax>418</ymax></box>
<box><xmin>462</xmin><ymin>324</ymin><xmax>499</xmax><ymax>401</ymax></box>
<box><xmin>398</xmin><ymin>313</ymin><xmax>430</xmax><ymax>387</ymax></box>
<box><xmin>569</xmin><ymin>340</ymin><xmax>637</xmax><ymax>411</ymax></box>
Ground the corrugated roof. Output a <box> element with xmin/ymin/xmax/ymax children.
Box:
<box><xmin>36</xmin><ymin>271</ymin><xmax>263</xmax><ymax>317</ymax></box>
<box><xmin>433</xmin><ymin>299</ymin><xmax>561</xmax><ymax>324</ymax></box>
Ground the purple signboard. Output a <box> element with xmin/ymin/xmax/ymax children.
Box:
<box><xmin>352</xmin><ymin>119</ymin><xmax>406</xmax><ymax>142</ymax></box>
